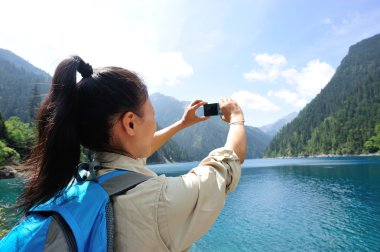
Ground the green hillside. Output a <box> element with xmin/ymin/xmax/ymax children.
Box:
<box><xmin>147</xmin><ymin>124</ymin><xmax>191</xmax><ymax>164</ymax></box>
<box><xmin>0</xmin><ymin>49</ymin><xmax>51</xmax><ymax>121</ymax></box>
<box><xmin>265</xmin><ymin>33</ymin><xmax>380</xmax><ymax>157</ymax></box>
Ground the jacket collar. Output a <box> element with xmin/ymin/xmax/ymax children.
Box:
<box><xmin>93</xmin><ymin>152</ymin><xmax>157</xmax><ymax>177</ymax></box>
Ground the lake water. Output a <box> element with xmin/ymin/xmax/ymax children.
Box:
<box><xmin>1</xmin><ymin>157</ymin><xmax>380</xmax><ymax>251</ymax></box>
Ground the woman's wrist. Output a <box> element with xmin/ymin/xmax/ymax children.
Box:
<box><xmin>229</xmin><ymin>120</ymin><xmax>245</xmax><ymax>125</ymax></box>
<box><xmin>229</xmin><ymin>114</ymin><xmax>244</xmax><ymax>123</ymax></box>
<box><xmin>177</xmin><ymin>119</ymin><xmax>189</xmax><ymax>129</ymax></box>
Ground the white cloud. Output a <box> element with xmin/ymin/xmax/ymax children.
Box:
<box><xmin>136</xmin><ymin>51</ymin><xmax>193</xmax><ymax>86</ymax></box>
<box><xmin>255</xmin><ymin>53</ymin><xmax>287</xmax><ymax>68</ymax></box>
<box><xmin>232</xmin><ymin>90</ymin><xmax>279</xmax><ymax>111</ymax></box>
<box><xmin>283</xmin><ymin>60</ymin><xmax>335</xmax><ymax>97</ymax></box>
<box><xmin>244</xmin><ymin>53</ymin><xmax>335</xmax><ymax>108</ymax></box>
<box><xmin>268</xmin><ymin>90</ymin><xmax>307</xmax><ymax>108</ymax></box>
<box><xmin>322</xmin><ymin>18</ymin><xmax>333</xmax><ymax>25</ymax></box>
<box><xmin>0</xmin><ymin>0</ymin><xmax>193</xmax><ymax>88</ymax></box>
<box><xmin>244</xmin><ymin>53</ymin><xmax>287</xmax><ymax>81</ymax></box>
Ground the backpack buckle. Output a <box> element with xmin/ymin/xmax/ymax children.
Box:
<box><xmin>75</xmin><ymin>163</ymin><xmax>89</xmax><ymax>181</ymax></box>
<box><xmin>75</xmin><ymin>161</ymin><xmax>102</xmax><ymax>182</ymax></box>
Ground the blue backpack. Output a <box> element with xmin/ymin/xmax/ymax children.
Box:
<box><xmin>0</xmin><ymin>163</ymin><xmax>150</xmax><ymax>252</ymax></box>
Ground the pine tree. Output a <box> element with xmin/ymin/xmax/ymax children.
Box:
<box><xmin>0</xmin><ymin>113</ymin><xmax>6</xmax><ymax>139</ymax></box>
<box><xmin>364</xmin><ymin>124</ymin><xmax>380</xmax><ymax>153</ymax></box>
<box><xmin>29</xmin><ymin>83</ymin><xmax>41</xmax><ymax>123</ymax></box>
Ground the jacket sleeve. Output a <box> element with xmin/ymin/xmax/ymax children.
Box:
<box><xmin>157</xmin><ymin>147</ymin><xmax>241</xmax><ymax>251</ymax></box>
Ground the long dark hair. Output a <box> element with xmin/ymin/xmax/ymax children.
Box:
<box><xmin>19</xmin><ymin>56</ymin><xmax>148</xmax><ymax>212</ymax></box>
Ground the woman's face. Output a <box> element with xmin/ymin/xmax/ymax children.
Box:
<box><xmin>134</xmin><ymin>98</ymin><xmax>157</xmax><ymax>158</ymax></box>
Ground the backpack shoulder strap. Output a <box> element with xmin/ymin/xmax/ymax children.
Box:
<box><xmin>99</xmin><ymin>170</ymin><xmax>151</xmax><ymax>196</ymax></box>
<box><xmin>98</xmin><ymin>170</ymin><xmax>151</xmax><ymax>252</ymax></box>
<box><xmin>77</xmin><ymin>162</ymin><xmax>152</xmax><ymax>196</ymax></box>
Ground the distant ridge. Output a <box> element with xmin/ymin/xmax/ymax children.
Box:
<box><xmin>0</xmin><ymin>49</ymin><xmax>50</xmax><ymax>77</ymax></box>
<box><xmin>259</xmin><ymin>112</ymin><xmax>298</xmax><ymax>137</ymax></box>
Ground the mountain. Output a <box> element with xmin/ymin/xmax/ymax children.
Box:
<box><xmin>0</xmin><ymin>49</ymin><xmax>50</xmax><ymax>77</ymax></box>
<box><xmin>147</xmin><ymin>130</ymin><xmax>191</xmax><ymax>164</ymax></box>
<box><xmin>150</xmin><ymin>93</ymin><xmax>272</xmax><ymax>161</ymax></box>
<box><xmin>0</xmin><ymin>49</ymin><xmax>271</xmax><ymax>163</ymax></box>
<box><xmin>259</xmin><ymin>112</ymin><xmax>298</xmax><ymax>137</ymax></box>
<box><xmin>265</xmin><ymin>33</ymin><xmax>380</xmax><ymax>157</ymax></box>
<box><xmin>0</xmin><ymin>49</ymin><xmax>51</xmax><ymax>121</ymax></box>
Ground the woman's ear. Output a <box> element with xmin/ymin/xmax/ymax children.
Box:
<box><xmin>121</xmin><ymin>112</ymin><xmax>136</xmax><ymax>136</ymax></box>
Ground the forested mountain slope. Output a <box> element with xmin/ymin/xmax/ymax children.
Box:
<box><xmin>265</xmin><ymin>33</ymin><xmax>380</xmax><ymax>157</ymax></box>
<box><xmin>0</xmin><ymin>49</ymin><xmax>50</xmax><ymax>121</ymax></box>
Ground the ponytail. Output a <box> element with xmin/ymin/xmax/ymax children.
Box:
<box><xmin>19</xmin><ymin>55</ymin><xmax>148</xmax><ymax>212</ymax></box>
<box><xmin>19</xmin><ymin>56</ymin><xmax>87</xmax><ymax>211</ymax></box>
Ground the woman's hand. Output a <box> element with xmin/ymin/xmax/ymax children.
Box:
<box><xmin>219</xmin><ymin>98</ymin><xmax>244</xmax><ymax>124</ymax></box>
<box><xmin>180</xmin><ymin>100</ymin><xmax>210</xmax><ymax>128</ymax></box>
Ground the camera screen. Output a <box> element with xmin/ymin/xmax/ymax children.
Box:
<box><xmin>204</xmin><ymin>103</ymin><xmax>220</xmax><ymax>116</ymax></box>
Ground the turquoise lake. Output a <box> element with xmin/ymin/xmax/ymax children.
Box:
<box><xmin>1</xmin><ymin>157</ymin><xmax>380</xmax><ymax>251</ymax></box>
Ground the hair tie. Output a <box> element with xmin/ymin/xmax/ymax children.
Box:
<box><xmin>78</xmin><ymin>59</ymin><xmax>93</xmax><ymax>78</ymax></box>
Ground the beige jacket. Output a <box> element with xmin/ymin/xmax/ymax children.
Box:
<box><xmin>94</xmin><ymin>147</ymin><xmax>241</xmax><ymax>252</ymax></box>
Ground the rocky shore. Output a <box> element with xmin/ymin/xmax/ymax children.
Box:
<box><xmin>0</xmin><ymin>166</ymin><xmax>16</xmax><ymax>179</ymax></box>
<box><xmin>0</xmin><ymin>165</ymin><xmax>25</xmax><ymax>179</ymax></box>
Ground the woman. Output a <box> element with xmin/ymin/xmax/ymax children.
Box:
<box><xmin>19</xmin><ymin>56</ymin><xmax>246</xmax><ymax>251</ymax></box>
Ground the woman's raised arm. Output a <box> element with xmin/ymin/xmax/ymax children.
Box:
<box><xmin>149</xmin><ymin>99</ymin><xmax>209</xmax><ymax>156</ymax></box>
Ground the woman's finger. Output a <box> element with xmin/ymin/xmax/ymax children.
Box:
<box><xmin>190</xmin><ymin>99</ymin><xmax>203</xmax><ymax>106</ymax></box>
<box><xmin>191</xmin><ymin>101</ymin><xmax>207</xmax><ymax>111</ymax></box>
<box><xmin>198</xmin><ymin>116</ymin><xmax>210</xmax><ymax>121</ymax></box>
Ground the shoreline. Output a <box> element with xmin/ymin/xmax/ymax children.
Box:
<box><xmin>0</xmin><ymin>165</ymin><xmax>29</xmax><ymax>179</ymax></box>
<box><xmin>264</xmin><ymin>153</ymin><xmax>380</xmax><ymax>159</ymax></box>
<box><xmin>1</xmin><ymin>153</ymin><xmax>380</xmax><ymax>179</ymax></box>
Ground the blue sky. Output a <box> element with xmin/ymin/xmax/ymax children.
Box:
<box><xmin>1</xmin><ymin>0</ymin><xmax>379</xmax><ymax>127</ymax></box>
